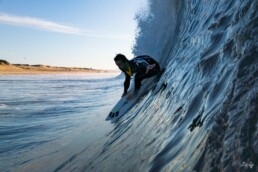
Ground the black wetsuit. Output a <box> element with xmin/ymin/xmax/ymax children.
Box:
<box><xmin>121</xmin><ymin>55</ymin><xmax>160</xmax><ymax>95</ymax></box>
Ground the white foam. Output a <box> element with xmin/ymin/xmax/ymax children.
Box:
<box><xmin>0</xmin><ymin>104</ymin><xmax>7</xmax><ymax>109</ymax></box>
<box><xmin>133</xmin><ymin>0</ymin><xmax>179</xmax><ymax>66</ymax></box>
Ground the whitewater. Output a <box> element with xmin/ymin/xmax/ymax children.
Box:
<box><xmin>1</xmin><ymin>0</ymin><xmax>258</xmax><ymax>171</ymax></box>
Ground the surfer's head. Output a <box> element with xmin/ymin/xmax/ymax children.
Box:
<box><xmin>114</xmin><ymin>54</ymin><xmax>129</xmax><ymax>70</ymax></box>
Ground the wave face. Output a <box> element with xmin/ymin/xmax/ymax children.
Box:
<box><xmin>131</xmin><ymin>1</ymin><xmax>258</xmax><ymax>171</ymax></box>
<box><xmin>59</xmin><ymin>0</ymin><xmax>257</xmax><ymax>171</ymax></box>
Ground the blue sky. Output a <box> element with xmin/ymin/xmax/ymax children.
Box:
<box><xmin>0</xmin><ymin>0</ymin><xmax>147</xmax><ymax>69</ymax></box>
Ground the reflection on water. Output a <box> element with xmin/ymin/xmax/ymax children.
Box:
<box><xmin>0</xmin><ymin>73</ymin><xmax>122</xmax><ymax>171</ymax></box>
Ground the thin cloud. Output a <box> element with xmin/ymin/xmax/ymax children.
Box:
<box><xmin>0</xmin><ymin>13</ymin><xmax>132</xmax><ymax>40</ymax></box>
<box><xmin>0</xmin><ymin>13</ymin><xmax>89</xmax><ymax>35</ymax></box>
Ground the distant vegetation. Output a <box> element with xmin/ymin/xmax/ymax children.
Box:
<box><xmin>0</xmin><ymin>59</ymin><xmax>10</xmax><ymax>65</ymax></box>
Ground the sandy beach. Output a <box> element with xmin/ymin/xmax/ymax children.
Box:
<box><xmin>0</xmin><ymin>60</ymin><xmax>118</xmax><ymax>74</ymax></box>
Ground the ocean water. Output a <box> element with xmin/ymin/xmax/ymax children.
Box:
<box><xmin>1</xmin><ymin>0</ymin><xmax>258</xmax><ymax>171</ymax></box>
<box><xmin>0</xmin><ymin>73</ymin><xmax>122</xmax><ymax>171</ymax></box>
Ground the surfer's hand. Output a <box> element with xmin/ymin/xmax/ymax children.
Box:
<box><xmin>126</xmin><ymin>94</ymin><xmax>134</xmax><ymax>100</ymax></box>
<box><xmin>122</xmin><ymin>92</ymin><xmax>127</xmax><ymax>97</ymax></box>
<box><xmin>126</xmin><ymin>90</ymin><xmax>139</xmax><ymax>100</ymax></box>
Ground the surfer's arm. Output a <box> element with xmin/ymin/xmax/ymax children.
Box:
<box><xmin>134</xmin><ymin>75</ymin><xmax>142</xmax><ymax>95</ymax></box>
<box><xmin>123</xmin><ymin>74</ymin><xmax>130</xmax><ymax>96</ymax></box>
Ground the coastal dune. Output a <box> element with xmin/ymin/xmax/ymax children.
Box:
<box><xmin>0</xmin><ymin>60</ymin><xmax>116</xmax><ymax>74</ymax></box>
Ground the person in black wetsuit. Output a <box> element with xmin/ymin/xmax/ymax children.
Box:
<box><xmin>114</xmin><ymin>54</ymin><xmax>160</xmax><ymax>99</ymax></box>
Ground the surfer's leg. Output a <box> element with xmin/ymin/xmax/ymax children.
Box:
<box><xmin>145</xmin><ymin>62</ymin><xmax>160</xmax><ymax>78</ymax></box>
<box><xmin>135</xmin><ymin>62</ymin><xmax>160</xmax><ymax>92</ymax></box>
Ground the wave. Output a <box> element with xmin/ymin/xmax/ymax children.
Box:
<box><xmin>39</xmin><ymin>0</ymin><xmax>258</xmax><ymax>171</ymax></box>
<box><xmin>92</xmin><ymin>0</ymin><xmax>258</xmax><ymax>171</ymax></box>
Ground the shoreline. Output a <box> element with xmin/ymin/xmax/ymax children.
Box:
<box><xmin>0</xmin><ymin>71</ymin><xmax>119</xmax><ymax>75</ymax></box>
<box><xmin>0</xmin><ymin>61</ymin><xmax>119</xmax><ymax>75</ymax></box>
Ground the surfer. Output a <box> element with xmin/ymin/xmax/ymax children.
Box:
<box><xmin>114</xmin><ymin>54</ymin><xmax>160</xmax><ymax>100</ymax></box>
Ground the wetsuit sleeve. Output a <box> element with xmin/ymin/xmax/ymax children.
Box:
<box><xmin>124</xmin><ymin>73</ymin><xmax>130</xmax><ymax>94</ymax></box>
<box><xmin>134</xmin><ymin>76</ymin><xmax>141</xmax><ymax>92</ymax></box>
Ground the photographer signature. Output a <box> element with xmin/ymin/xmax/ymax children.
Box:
<box><xmin>240</xmin><ymin>161</ymin><xmax>254</xmax><ymax>169</ymax></box>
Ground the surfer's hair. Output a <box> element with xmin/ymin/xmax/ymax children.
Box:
<box><xmin>114</xmin><ymin>54</ymin><xmax>128</xmax><ymax>62</ymax></box>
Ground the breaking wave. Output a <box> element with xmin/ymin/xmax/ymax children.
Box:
<box><xmin>84</xmin><ymin>0</ymin><xmax>258</xmax><ymax>171</ymax></box>
<box><xmin>8</xmin><ymin>0</ymin><xmax>257</xmax><ymax>171</ymax></box>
